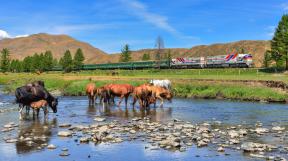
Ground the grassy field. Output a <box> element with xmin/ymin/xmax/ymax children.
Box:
<box><xmin>0</xmin><ymin>68</ymin><xmax>287</xmax><ymax>103</ymax></box>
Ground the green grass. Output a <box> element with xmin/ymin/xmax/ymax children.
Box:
<box><xmin>174</xmin><ymin>83</ymin><xmax>287</xmax><ymax>102</ymax></box>
<box><xmin>0</xmin><ymin>69</ymin><xmax>287</xmax><ymax>103</ymax></box>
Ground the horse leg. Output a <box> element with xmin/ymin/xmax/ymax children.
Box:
<box><xmin>95</xmin><ymin>95</ymin><xmax>97</xmax><ymax>104</ymax></box>
<box><xmin>100</xmin><ymin>96</ymin><xmax>103</xmax><ymax>104</ymax></box>
<box><xmin>36</xmin><ymin>108</ymin><xmax>40</xmax><ymax>117</ymax></box>
<box><xmin>118</xmin><ymin>95</ymin><xmax>124</xmax><ymax>107</ymax></box>
<box><xmin>132</xmin><ymin>96</ymin><xmax>137</xmax><ymax>108</ymax></box>
<box><xmin>43</xmin><ymin>106</ymin><xmax>48</xmax><ymax>118</ymax></box>
<box><xmin>32</xmin><ymin>108</ymin><xmax>35</xmax><ymax>120</ymax></box>
<box><xmin>19</xmin><ymin>104</ymin><xmax>24</xmax><ymax>120</ymax></box>
<box><xmin>124</xmin><ymin>96</ymin><xmax>129</xmax><ymax>108</ymax></box>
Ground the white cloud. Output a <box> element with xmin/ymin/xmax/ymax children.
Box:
<box><xmin>0</xmin><ymin>29</ymin><xmax>30</xmax><ymax>39</ymax></box>
<box><xmin>120</xmin><ymin>0</ymin><xmax>199</xmax><ymax>41</ymax></box>
<box><xmin>15</xmin><ymin>34</ymin><xmax>29</xmax><ymax>38</ymax></box>
<box><xmin>0</xmin><ymin>29</ymin><xmax>11</xmax><ymax>39</ymax></box>
<box><xmin>120</xmin><ymin>0</ymin><xmax>177</xmax><ymax>34</ymax></box>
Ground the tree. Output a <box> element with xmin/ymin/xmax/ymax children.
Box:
<box><xmin>155</xmin><ymin>36</ymin><xmax>164</xmax><ymax>68</ymax></box>
<box><xmin>74</xmin><ymin>48</ymin><xmax>85</xmax><ymax>70</ymax></box>
<box><xmin>60</xmin><ymin>50</ymin><xmax>73</xmax><ymax>72</ymax></box>
<box><xmin>9</xmin><ymin>59</ymin><xmax>23</xmax><ymax>73</ymax></box>
<box><xmin>271</xmin><ymin>14</ymin><xmax>288</xmax><ymax>69</ymax></box>
<box><xmin>0</xmin><ymin>48</ymin><xmax>11</xmax><ymax>72</ymax></box>
<box><xmin>23</xmin><ymin>56</ymin><xmax>33</xmax><ymax>72</ymax></box>
<box><xmin>43</xmin><ymin>50</ymin><xmax>54</xmax><ymax>71</ymax></box>
<box><xmin>142</xmin><ymin>52</ymin><xmax>150</xmax><ymax>61</ymax></box>
<box><xmin>263</xmin><ymin>50</ymin><xmax>272</xmax><ymax>68</ymax></box>
<box><xmin>119</xmin><ymin>44</ymin><xmax>131</xmax><ymax>62</ymax></box>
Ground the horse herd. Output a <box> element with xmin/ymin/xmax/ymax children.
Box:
<box><xmin>14</xmin><ymin>79</ymin><xmax>173</xmax><ymax>119</ymax></box>
<box><xmin>85</xmin><ymin>80</ymin><xmax>173</xmax><ymax>109</ymax></box>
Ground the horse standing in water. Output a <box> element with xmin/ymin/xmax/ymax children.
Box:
<box><xmin>104</xmin><ymin>84</ymin><xmax>134</xmax><ymax>107</ymax></box>
<box><xmin>15</xmin><ymin>84</ymin><xmax>58</xmax><ymax>119</ymax></box>
<box><xmin>132</xmin><ymin>84</ymin><xmax>156</xmax><ymax>109</ymax></box>
<box><xmin>86</xmin><ymin>83</ymin><xmax>97</xmax><ymax>105</ymax></box>
<box><xmin>30</xmin><ymin>100</ymin><xmax>48</xmax><ymax>119</ymax></box>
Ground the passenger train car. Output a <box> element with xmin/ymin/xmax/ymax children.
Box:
<box><xmin>171</xmin><ymin>53</ymin><xmax>253</xmax><ymax>68</ymax></box>
<box><xmin>52</xmin><ymin>53</ymin><xmax>253</xmax><ymax>71</ymax></box>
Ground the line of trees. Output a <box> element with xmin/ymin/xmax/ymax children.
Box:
<box><xmin>0</xmin><ymin>48</ymin><xmax>85</xmax><ymax>73</ymax></box>
<box><xmin>263</xmin><ymin>14</ymin><xmax>288</xmax><ymax>69</ymax></box>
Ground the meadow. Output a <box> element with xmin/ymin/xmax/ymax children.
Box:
<box><xmin>0</xmin><ymin>68</ymin><xmax>287</xmax><ymax>103</ymax></box>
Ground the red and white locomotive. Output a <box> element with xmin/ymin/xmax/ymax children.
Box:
<box><xmin>171</xmin><ymin>53</ymin><xmax>253</xmax><ymax>68</ymax></box>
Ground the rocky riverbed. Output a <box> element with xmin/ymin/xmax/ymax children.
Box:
<box><xmin>2</xmin><ymin>116</ymin><xmax>288</xmax><ymax>160</ymax></box>
<box><xmin>0</xmin><ymin>96</ymin><xmax>288</xmax><ymax>161</ymax></box>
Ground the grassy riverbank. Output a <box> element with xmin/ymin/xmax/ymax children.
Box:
<box><xmin>0</xmin><ymin>69</ymin><xmax>287</xmax><ymax>103</ymax></box>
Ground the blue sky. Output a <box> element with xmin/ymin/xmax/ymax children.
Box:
<box><xmin>0</xmin><ymin>0</ymin><xmax>287</xmax><ymax>53</ymax></box>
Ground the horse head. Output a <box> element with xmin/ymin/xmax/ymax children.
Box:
<box><xmin>49</xmin><ymin>97</ymin><xmax>58</xmax><ymax>113</ymax></box>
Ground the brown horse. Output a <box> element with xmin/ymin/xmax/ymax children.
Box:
<box><xmin>148</xmin><ymin>85</ymin><xmax>173</xmax><ymax>106</ymax></box>
<box><xmin>30</xmin><ymin>100</ymin><xmax>48</xmax><ymax>118</ymax></box>
<box><xmin>86</xmin><ymin>83</ymin><xmax>97</xmax><ymax>105</ymax></box>
<box><xmin>132</xmin><ymin>84</ymin><xmax>156</xmax><ymax>109</ymax></box>
<box><xmin>104</xmin><ymin>84</ymin><xmax>134</xmax><ymax>107</ymax></box>
<box><xmin>96</xmin><ymin>86</ymin><xmax>110</xmax><ymax>105</ymax></box>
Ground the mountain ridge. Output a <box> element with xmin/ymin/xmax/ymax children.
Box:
<box><xmin>0</xmin><ymin>33</ymin><xmax>270</xmax><ymax>67</ymax></box>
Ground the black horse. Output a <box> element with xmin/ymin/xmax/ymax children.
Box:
<box><xmin>15</xmin><ymin>84</ymin><xmax>58</xmax><ymax>117</ymax></box>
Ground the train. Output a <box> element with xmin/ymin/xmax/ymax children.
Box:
<box><xmin>53</xmin><ymin>53</ymin><xmax>253</xmax><ymax>71</ymax></box>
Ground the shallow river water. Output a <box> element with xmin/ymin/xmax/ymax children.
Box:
<box><xmin>0</xmin><ymin>90</ymin><xmax>288</xmax><ymax>161</ymax></box>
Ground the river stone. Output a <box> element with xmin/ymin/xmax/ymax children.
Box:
<box><xmin>59</xmin><ymin>152</ymin><xmax>70</xmax><ymax>157</ymax></box>
<box><xmin>59</xmin><ymin>124</ymin><xmax>72</xmax><ymax>128</ymax></box>
<box><xmin>217</xmin><ymin>147</ymin><xmax>225</xmax><ymax>152</ymax></box>
<box><xmin>2</xmin><ymin>128</ymin><xmax>14</xmax><ymax>132</ymax></box>
<box><xmin>47</xmin><ymin>144</ymin><xmax>57</xmax><ymax>149</ymax></box>
<box><xmin>58</xmin><ymin>131</ymin><xmax>72</xmax><ymax>137</ymax></box>
<box><xmin>249</xmin><ymin>153</ymin><xmax>265</xmax><ymax>159</ymax></box>
<box><xmin>114</xmin><ymin>138</ymin><xmax>123</xmax><ymax>143</ymax></box>
<box><xmin>5</xmin><ymin>139</ymin><xmax>17</xmax><ymax>143</ymax></box>
<box><xmin>94</xmin><ymin>117</ymin><xmax>106</xmax><ymax>122</ymax></box>
<box><xmin>238</xmin><ymin>129</ymin><xmax>247</xmax><ymax>136</ymax></box>
<box><xmin>130</xmin><ymin>130</ymin><xmax>136</xmax><ymax>134</ymax></box>
<box><xmin>228</xmin><ymin>130</ymin><xmax>239</xmax><ymax>138</ymax></box>
<box><xmin>197</xmin><ymin>140</ymin><xmax>208</xmax><ymax>147</ymax></box>
<box><xmin>272</xmin><ymin>126</ymin><xmax>285</xmax><ymax>131</ymax></box>
<box><xmin>80</xmin><ymin>137</ymin><xmax>89</xmax><ymax>143</ymax></box>
<box><xmin>254</xmin><ymin>128</ymin><xmax>269</xmax><ymax>134</ymax></box>
<box><xmin>241</xmin><ymin>142</ymin><xmax>275</xmax><ymax>152</ymax></box>
<box><xmin>3</xmin><ymin>124</ymin><xmax>13</xmax><ymax>128</ymax></box>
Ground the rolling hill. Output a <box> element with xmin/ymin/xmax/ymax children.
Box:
<box><xmin>0</xmin><ymin>33</ymin><xmax>109</xmax><ymax>64</ymax></box>
<box><xmin>0</xmin><ymin>33</ymin><xmax>270</xmax><ymax>67</ymax></box>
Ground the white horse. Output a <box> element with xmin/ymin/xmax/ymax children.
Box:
<box><xmin>150</xmin><ymin>79</ymin><xmax>172</xmax><ymax>90</ymax></box>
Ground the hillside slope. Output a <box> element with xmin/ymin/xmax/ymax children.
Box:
<box><xmin>0</xmin><ymin>33</ymin><xmax>109</xmax><ymax>64</ymax></box>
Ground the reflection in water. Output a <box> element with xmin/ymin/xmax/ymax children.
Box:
<box><xmin>87</xmin><ymin>104</ymin><xmax>173</xmax><ymax>122</ymax></box>
<box><xmin>16</xmin><ymin>118</ymin><xmax>57</xmax><ymax>154</ymax></box>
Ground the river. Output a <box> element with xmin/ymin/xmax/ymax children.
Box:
<box><xmin>0</xmin><ymin>90</ymin><xmax>287</xmax><ymax>161</ymax></box>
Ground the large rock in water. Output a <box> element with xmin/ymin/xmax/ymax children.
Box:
<box><xmin>58</xmin><ymin>131</ymin><xmax>72</xmax><ymax>137</ymax></box>
<box><xmin>159</xmin><ymin>136</ymin><xmax>181</xmax><ymax>148</ymax></box>
<box><xmin>241</xmin><ymin>142</ymin><xmax>276</xmax><ymax>152</ymax></box>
